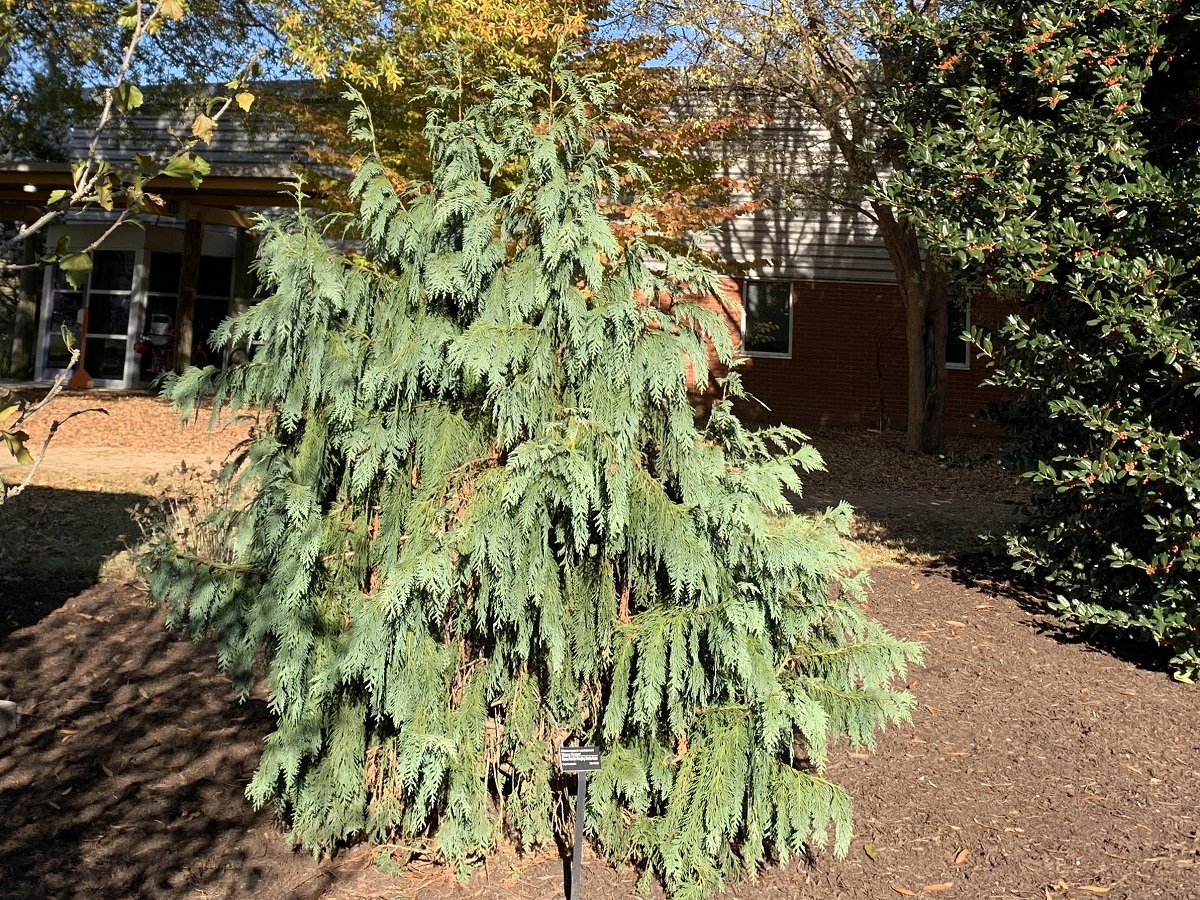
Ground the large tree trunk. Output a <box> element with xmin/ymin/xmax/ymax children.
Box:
<box><xmin>874</xmin><ymin>204</ymin><xmax>949</xmax><ymax>454</ymax></box>
<box><xmin>828</xmin><ymin>116</ymin><xmax>951</xmax><ymax>455</ymax></box>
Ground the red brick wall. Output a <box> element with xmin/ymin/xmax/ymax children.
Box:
<box><xmin>697</xmin><ymin>277</ymin><xmax>1009</xmax><ymax>436</ymax></box>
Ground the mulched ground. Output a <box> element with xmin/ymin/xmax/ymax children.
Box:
<box><xmin>2</xmin><ymin>394</ymin><xmax>1198</xmax><ymax>900</ymax></box>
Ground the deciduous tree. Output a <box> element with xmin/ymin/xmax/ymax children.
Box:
<box><xmin>273</xmin><ymin>0</ymin><xmax>749</xmax><ymax>242</ymax></box>
<box><xmin>634</xmin><ymin>0</ymin><xmax>952</xmax><ymax>453</ymax></box>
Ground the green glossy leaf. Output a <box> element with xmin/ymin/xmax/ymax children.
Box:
<box><xmin>163</xmin><ymin>153</ymin><xmax>211</xmax><ymax>187</ymax></box>
<box><xmin>59</xmin><ymin>252</ymin><xmax>93</xmax><ymax>289</ymax></box>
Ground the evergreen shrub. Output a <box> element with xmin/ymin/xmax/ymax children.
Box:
<box><xmin>879</xmin><ymin>1</ymin><xmax>1200</xmax><ymax>680</ymax></box>
<box><xmin>148</xmin><ymin>62</ymin><xmax>920</xmax><ymax>897</ymax></box>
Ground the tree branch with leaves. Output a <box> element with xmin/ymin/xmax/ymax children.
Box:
<box><xmin>0</xmin><ymin>0</ymin><xmax>260</xmax><ymax>287</ymax></box>
<box><xmin>632</xmin><ymin>0</ymin><xmax>953</xmax><ymax>453</ymax></box>
<box><xmin>0</xmin><ymin>0</ymin><xmax>259</xmax><ymax>482</ymax></box>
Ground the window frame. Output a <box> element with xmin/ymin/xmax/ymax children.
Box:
<box><xmin>39</xmin><ymin>247</ymin><xmax>145</xmax><ymax>388</ymax></box>
<box><xmin>740</xmin><ymin>279</ymin><xmax>795</xmax><ymax>359</ymax></box>
<box><xmin>946</xmin><ymin>301</ymin><xmax>971</xmax><ymax>371</ymax></box>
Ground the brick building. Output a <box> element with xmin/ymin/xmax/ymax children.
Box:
<box><xmin>1</xmin><ymin>90</ymin><xmax>1004</xmax><ymax>433</ymax></box>
<box><xmin>690</xmin><ymin>100</ymin><xmax>1007</xmax><ymax>436</ymax></box>
<box><xmin>702</xmin><ymin>276</ymin><xmax>1007</xmax><ymax>435</ymax></box>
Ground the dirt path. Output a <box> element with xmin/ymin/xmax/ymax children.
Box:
<box><xmin>0</xmin><ymin>445</ymin><xmax>227</xmax><ymax>486</ymax></box>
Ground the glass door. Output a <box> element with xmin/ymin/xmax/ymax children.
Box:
<box><xmin>43</xmin><ymin>270</ymin><xmax>86</xmax><ymax>372</ymax></box>
<box><xmin>41</xmin><ymin>249</ymin><xmax>138</xmax><ymax>386</ymax></box>
<box><xmin>138</xmin><ymin>251</ymin><xmax>181</xmax><ymax>383</ymax></box>
<box><xmin>82</xmin><ymin>250</ymin><xmax>136</xmax><ymax>385</ymax></box>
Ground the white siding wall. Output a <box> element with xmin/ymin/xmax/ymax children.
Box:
<box><xmin>682</xmin><ymin>90</ymin><xmax>897</xmax><ymax>285</ymax></box>
<box><xmin>704</xmin><ymin>207</ymin><xmax>894</xmax><ymax>284</ymax></box>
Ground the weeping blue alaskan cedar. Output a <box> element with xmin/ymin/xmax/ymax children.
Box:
<box><xmin>149</xmin><ymin>58</ymin><xmax>920</xmax><ymax>898</ymax></box>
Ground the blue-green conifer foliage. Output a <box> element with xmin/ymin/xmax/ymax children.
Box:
<box><xmin>150</xmin><ymin>64</ymin><xmax>920</xmax><ymax>897</ymax></box>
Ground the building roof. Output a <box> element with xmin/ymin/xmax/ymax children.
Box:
<box><xmin>0</xmin><ymin>83</ymin><xmax>330</xmax><ymax>227</ymax></box>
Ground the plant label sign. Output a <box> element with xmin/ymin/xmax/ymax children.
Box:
<box><xmin>559</xmin><ymin>747</ymin><xmax>601</xmax><ymax>899</ymax></box>
<box><xmin>558</xmin><ymin>746</ymin><xmax>601</xmax><ymax>773</ymax></box>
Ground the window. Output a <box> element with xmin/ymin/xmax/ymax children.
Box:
<box><xmin>140</xmin><ymin>252</ymin><xmax>182</xmax><ymax>381</ymax></box>
<box><xmin>84</xmin><ymin>250</ymin><xmax>135</xmax><ymax>380</ymax></box>
<box><xmin>742</xmin><ymin>280</ymin><xmax>793</xmax><ymax>357</ymax></box>
<box><xmin>137</xmin><ymin>251</ymin><xmax>237</xmax><ymax>379</ymax></box>
<box><xmin>947</xmin><ymin>301</ymin><xmax>970</xmax><ymax>370</ymax></box>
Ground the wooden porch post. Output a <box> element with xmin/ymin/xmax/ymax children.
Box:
<box><xmin>226</xmin><ymin>226</ymin><xmax>258</xmax><ymax>365</ymax></box>
<box><xmin>174</xmin><ymin>217</ymin><xmax>204</xmax><ymax>373</ymax></box>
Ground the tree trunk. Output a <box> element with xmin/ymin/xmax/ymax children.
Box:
<box><xmin>873</xmin><ymin>203</ymin><xmax>949</xmax><ymax>454</ymax></box>
<box><xmin>8</xmin><ymin>233</ymin><xmax>43</xmax><ymax>379</ymax></box>
<box><xmin>829</xmin><ymin>122</ymin><xmax>951</xmax><ymax>456</ymax></box>
<box><xmin>174</xmin><ymin>218</ymin><xmax>204</xmax><ymax>374</ymax></box>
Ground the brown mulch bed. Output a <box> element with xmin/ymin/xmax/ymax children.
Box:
<box><xmin>798</xmin><ymin>428</ymin><xmax>1031</xmax><ymax>560</ymax></box>
<box><xmin>2</xmin><ymin>396</ymin><xmax>1199</xmax><ymax>900</ymax></box>
<box><xmin>6</xmin><ymin>388</ymin><xmax>253</xmax><ymax>456</ymax></box>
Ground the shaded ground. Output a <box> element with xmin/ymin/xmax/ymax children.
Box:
<box><xmin>2</xmin><ymin>396</ymin><xmax>1198</xmax><ymax>900</ymax></box>
<box><xmin>799</xmin><ymin>428</ymin><xmax>1029</xmax><ymax>561</ymax></box>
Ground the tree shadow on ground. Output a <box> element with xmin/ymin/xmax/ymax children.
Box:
<box><xmin>936</xmin><ymin>546</ymin><xmax>1181</xmax><ymax>678</ymax></box>
<box><xmin>0</xmin><ymin>485</ymin><xmax>143</xmax><ymax>639</ymax></box>
<box><xmin>793</xmin><ymin>489</ymin><xmax>1022</xmax><ymax>563</ymax></box>
<box><xmin>0</xmin><ymin>581</ymin><xmax>327</xmax><ymax>900</ymax></box>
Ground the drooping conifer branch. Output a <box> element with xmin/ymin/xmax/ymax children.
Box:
<box><xmin>149</xmin><ymin>55</ymin><xmax>920</xmax><ymax>897</ymax></box>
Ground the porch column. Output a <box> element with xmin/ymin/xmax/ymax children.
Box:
<box><xmin>226</xmin><ymin>226</ymin><xmax>258</xmax><ymax>365</ymax></box>
<box><xmin>173</xmin><ymin>217</ymin><xmax>204</xmax><ymax>373</ymax></box>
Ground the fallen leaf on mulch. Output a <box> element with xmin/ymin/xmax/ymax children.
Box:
<box><xmin>893</xmin><ymin>888</ymin><xmax>916</xmax><ymax>897</ymax></box>
<box><xmin>953</xmin><ymin>849</ymin><xmax>970</xmax><ymax>864</ymax></box>
<box><xmin>1077</xmin><ymin>888</ymin><xmax>1110</xmax><ymax>894</ymax></box>
<box><xmin>923</xmin><ymin>884</ymin><xmax>953</xmax><ymax>893</ymax></box>
<box><xmin>863</xmin><ymin>843</ymin><xmax>878</xmax><ymax>860</ymax></box>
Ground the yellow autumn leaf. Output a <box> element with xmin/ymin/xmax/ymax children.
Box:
<box><xmin>191</xmin><ymin>113</ymin><xmax>217</xmax><ymax>143</ymax></box>
<box><xmin>235</xmin><ymin>91</ymin><xmax>254</xmax><ymax>112</ymax></box>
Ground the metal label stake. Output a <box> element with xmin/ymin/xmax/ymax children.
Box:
<box><xmin>558</xmin><ymin>746</ymin><xmax>601</xmax><ymax>900</ymax></box>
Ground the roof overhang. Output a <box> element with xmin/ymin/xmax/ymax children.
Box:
<box><xmin>0</xmin><ymin>162</ymin><xmax>304</xmax><ymax>227</ymax></box>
